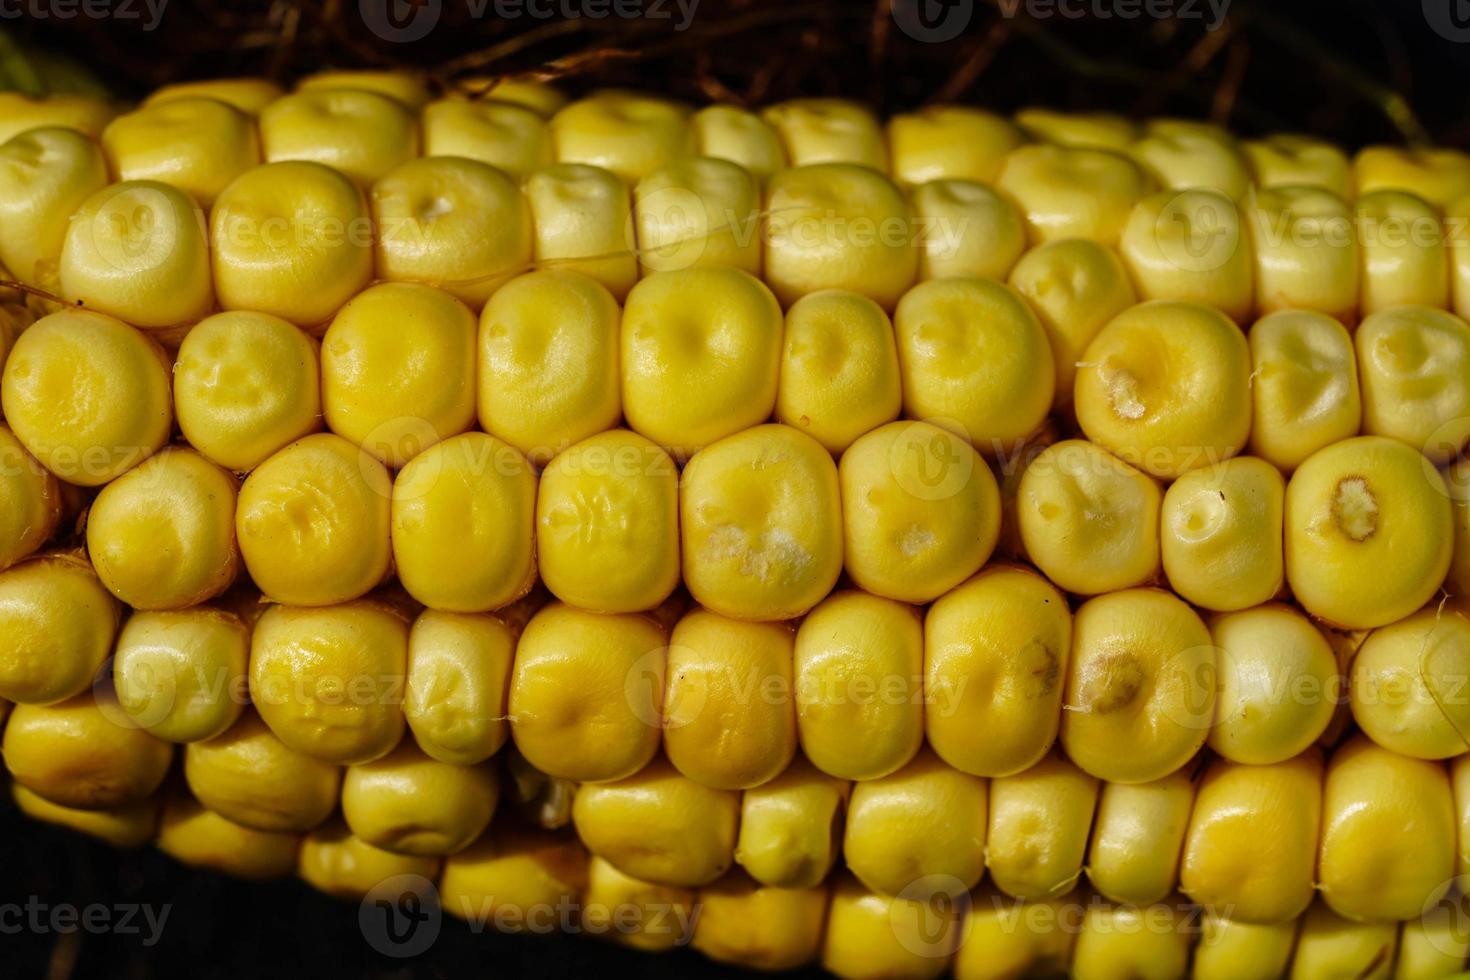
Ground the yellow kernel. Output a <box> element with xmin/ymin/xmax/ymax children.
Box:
<box><xmin>1180</xmin><ymin>752</ymin><xmax>1322</xmax><ymax>923</ymax></box>
<box><xmin>0</xmin><ymin>127</ymin><xmax>108</xmax><ymax>288</ymax></box>
<box><xmin>689</xmin><ymin>105</ymin><xmax>787</xmax><ymax>181</ymax></box>
<box><xmin>764</xmin><ymin>163</ymin><xmax>918</xmax><ymax>309</ymax></box>
<box><xmin>508</xmin><ymin>602</ymin><xmax>664</xmax><ymax>783</ymax></box>
<box><xmin>1284</xmin><ymin>435</ymin><xmax>1452</xmax><ymax>629</ymax></box>
<box><xmin>113</xmin><ymin>607</ymin><xmax>249</xmax><ymax>743</ymax></box>
<box><xmin>995</xmin><ymin>143</ymin><xmax>1153</xmax><ymax>246</ymax></box>
<box><xmin>144</xmin><ymin>77</ymin><xmax>283</xmax><ymax>114</ymax></box>
<box><xmin>478</xmin><ymin>269</ymin><xmax>622</xmax><ymax>464</ymax></box>
<box><xmin>581</xmin><ymin>856</ymin><xmax>696</xmax><ymax>953</ymax></box>
<box><xmin>1357</xmin><ymin>305</ymin><xmax>1470</xmax><ymax>464</ymax></box>
<box><xmin>295</xmin><ymin>69</ymin><xmax>431</xmax><ymax>109</ymax></box>
<box><xmin>3</xmin><ymin>692</ymin><xmax>172</xmax><ymax>810</ymax></box>
<box><xmin>550</xmin><ymin>91</ymin><xmax>691</xmax><ymax>183</ymax></box>
<box><xmin>1160</xmin><ymin>456</ymin><xmax>1285</xmax><ymax>611</ymax></box>
<box><xmin>1015</xmin><ymin>439</ymin><xmax>1161</xmax><ymax>595</ymax></box>
<box><xmin>795</xmin><ymin>590</ymin><xmax>924</xmax><ymax>781</ymax></box>
<box><xmin>1193</xmin><ymin>914</ymin><xmax>1297</xmax><ymax>980</ymax></box>
<box><xmin>895</xmin><ymin>276</ymin><xmax>1054</xmax><ymax>454</ymax></box>
<box><xmin>183</xmin><ymin>710</ymin><xmax>340</xmax><ymax>833</ymax></box>
<box><xmin>1086</xmin><ymin>770</ymin><xmax>1196</xmax><ymax>905</ymax></box>
<box><xmin>953</xmin><ymin>889</ymin><xmax>1076</xmax><ymax>980</ymax></box>
<box><xmin>1290</xmin><ymin>901</ymin><xmax>1397</xmax><ymax>980</ymax></box>
<box><xmin>1355</xmin><ymin>145</ymin><xmax>1470</xmax><ymax>208</ymax></box>
<box><xmin>632</xmin><ymin>156</ymin><xmax>761</xmax><ymax>276</ymax></box>
<box><xmin>844</xmin><ymin>747</ymin><xmax>988</xmax><ymax>897</ymax></box>
<box><xmin>1015</xmin><ymin>108</ymin><xmax>1138</xmax><ymax>149</ymax></box>
<box><xmin>298</xmin><ymin>821</ymin><xmax>440</xmax><ymax>900</ymax></box>
<box><xmin>1071</xmin><ymin>900</ymin><xmax>1193</xmax><ymax>980</ymax></box>
<box><xmin>1208</xmin><ymin>603</ymin><xmax>1339</xmax><ymax>765</ymax></box>
<box><xmin>1396</xmin><ymin>901</ymin><xmax>1470</xmax><ymax>980</ymax></box>
<box><xmin>522</xmin><ymin>163</ymin><xmax>638</xmax><ymax>299</ymax></box>
<box><xmin>912</xmin><ymin>179</ymin><xmax>1027</xmax><ymax>281</ymax></box>
<box><xmin>663</xmin><ymin>609</ymin><xmax>796</xmax><ymax>790</ymax></box>
<box><xmin>236</xmin><ymin>433</ymin><xmax>392</xmax><ymax>606</ymax></box>
<box><xmin>888</xmin><ymin>105</ymin><xmax>1024</xmax><ymax>186</ymax></box>
<box><xmin>925</xmin><ymin>565</ymin><xmax>1071</xmax><ymax>778</ymax></box>
<box><xmin>248</xmin><ymin>600</ymin><xmax>409</xmax><ymax>765</ymax></box>
<box><xmin>404</xmin><ymin>610</ymin><xmax>513</xmax><ymax>765</ymax></box>
<box><xmin>1119</xmin><ymin>188</ymin><xmax>1254</xmax><ymax>323</ymax></box>
<box><xmin>692</xmin><ymin>874</ymin><xmax>826</xmax><ymax>972</ymax></box>
<box><xmin>821</xmin><ymin>872</ymin><xmax>959</xmax><ymax>980</ymax></box>
<box><xmin>775</xmin><ymin>289</ymin><xmax>902</xmax><ymax>454</ymax></box>
<box><xmin>1008</xmin><ymin>238</ymin><xmax>1137</xmax><ymax>408</ymax></box>
<box><xmin>12</xmin><ymin>783</ymin><xmax>158</xmax><ymax>849</ymax></box>
<box><xmin>1129</xmin><ymin>124</ymin><xmax>1252</xmax><ymax>199</ymax></box>
<box><xmin>680</xmin><ymin>424</ymin><xmax>843</xmax><ymax>621</ymax></box>
<box><xmin>0</xmin><ymin>426</ymin><xmax>60</xmax><ymax>571</ymax></box>
<box><xmin>420</xmin><ymin>98</ymin><xmax>553</xmax><ymax>177</ymax></box>
<box><xmin>210</xmin><ymin>161</ymin><xmax>374</xmax><ymax>328</ymax></box>
<box><xmin>322</xmin><ymin>282</ymin><xmax>478</xmax><ymax>467</ymax></box>
<box><xmin>1246</xmin><ymin>185</ymin><xmax>1360</xmax><ymax>324</ymax></box>
<box><xmin>1243</xmin><ymin>133</ymin><xmax>1353</xmax><ymax>198</ymax></box>
<box><xmin>1351</xmin><ymin>606</ymin><xmax>1470</xmax><ymax>760</ymax></box>
<box><xmin>763</xmin><ymin>98</ymin><xmax>886</xmax><ymax>170</ymax></box>
<box><xmin>0</xmin><ymin>554</ymin><xmax>119</xmax><ymax>705</ymax></box>
<box><xmin>371</xmin><ymin>156</ymin><xmax>533</xmax><ymax>308</ymax></box>
<box><xmin>1248</xmin><ymin>309</ymin><xmax>1362</xmax><ymax>472</ymax></box>
<box><xmin>341</xmin><ymin>741</ymin><xmax>498</xmax><ymax>857</ymax></box>
<box><xmin>1357</xmin><ymin>189</ymin><xmax>1450</xmax><ymax>315</ymax></box>
<box><xmin>157</xmin><ymin>793</ymin><xmax>300</xmax><ymax>881</ymax></box>
<box><xmin>101</xmin><ymin>97</ymin><xmax>260</xmax><ymax>207</ymax></box>
<box><xmin>734</xmin><ymin>756</ymin><xmax>847</xmax><ymax>888</ymax></box>
<box><xmin>440</xmin><ymin>824</ymin><xmax>587</xmax><ymax>932</ymax></box>
<box><xmin>173</xmin><ymin>310</ymin><xmax>323</xmax><ymax>472</ymax></box>
<box><xmin>985</xmin><ymin>749</ymin><xmax>1098</xmax><ymax>900</ymax></box>
<box><xmin>0</xmin><ymin>92</ymin><xmax>115</xmax><ymax>144</ymax></box>
<box><xmin>1320</xmin><ymin>736</ymin><xmax>1456</xmax><ymax>922</ymax></box>
<box><xmin>572</xmin><ymin>756</ymin><xmax>739</xmax><ymax>887</ymax></box>
<box><xmin>259</xmin><ymin>89</ymin><xmax>419</xmax><ymax>187</ymax></box>
<box><xmin>1061</xmin><ymin>589</ymin><xmax>1215</xmax><ymax>784</ymax></box>
<box><xmin>449</xmin><ymin>78</ymin><xmax>566</xmax><ymax>116</ymax></box>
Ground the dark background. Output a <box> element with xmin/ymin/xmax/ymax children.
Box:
<box><xmin>3</xmin><ymin>0</ymin><xmax>1470</xmax><ymax>977</ymax></box>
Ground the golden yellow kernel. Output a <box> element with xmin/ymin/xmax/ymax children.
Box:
<box><xmin>844</xmin><ymin>747</ymin><xmax>987</xmax><ymax>897</ymax></box>
<box><xmin>1396</xmin><ymin>901</ymin><xmax>1470</xmax><ymax>980</ymax></box>
<box><xmin>1290</xmin><ymin>901</ymin><xmax>1397</xmax><ymax>980</ymax></box>
<box><xmin>322</xmin><ymin>282</ymin><xmax>478</xmax><ymax>466</ymax></box>
<box><xmin>995</xmin><ymin>143</ymin><xmax>1153</xmax><ymax>246</ymax></box>
<box><xmin>1160</xmin><ymin>456</ymin><xmax>1284</xmax><ymax>611</ymax></box>
<box><xmin>371</xmin><ymin>156</ymin><xmax>533</xmax><ymax>308</ymax></box>
<box><xmin>680</xmin><ymin>424</ymin><xmax>844</xmax><ymax>622</ymax></box>
<box><xmin>1356</xmin><ymin>305</ymin><xmax>1470</xmax><ymax>464</ymax></box>
<box><xmin>1246</xmin><ymin>185</ymin><xmax>1360</xmax><ymax>324</ymax></box>
<box><xmin>763</xmin><ymin>98</ymin><xmax>887</xmax><ymax>170</ymax></box>
<box><xmin>13</xmin><ymin>783</ymin><xmax>158</xmax><ymax>849</ymax></box>
<box><xmin>775</xmin><ymin>290</ymin><xmax>902</xmax><ymax>453</ymax></box>
<box><xmin>764</xmin><ymin>163</ymin><xmax>918</xmax><ymax>309</ymax></box>
<box><xmin>0</xmin><ymin>554</ymin><xmax>117</xmax><ymax>706</ymax></box>
<box><xmin>3</xmin><ymin>692</ymin><xmax>172</xmax><ymax>810</ymax></box>
<box><xmin>1086</xmin><ymin>770</ymin><xmax>1196</xmax><ymax>905</ymax></box>
<box><xmin>236</xmin><ymin>433</ymin><xmax>392</xmax><ymax>606</ymax></box>
<box><xmin>86</xmin><ymin>448</ymin><xmax>240</xmax><ymax>610</ymax></box>
<box><xmin>888</xmin><ymin>106</ymin><xmax>1024</xmax><ymax>186</ymax></box>
<box><xmin>1119</xmin><ymin>188</ymin><xmax>1254</xmax><ymax>322</ymax></box>
<box><xmin>298</xmin><ymin>821</ymin><xmax>440</xmax><ymax>900</ymax></box>
<box><xmin>1357</xmin><ymin>189</ymin><xmax>1450</xmax><ymax>315</ymax></box>
<box><xmin>795</xmin><ymin>590</ymin><xmax>923</xmax><ymax>781</ymax></box>
<box><xmin>580</xmin><ymin>856</ymin><xmax>696</xmax><ymax>953</ymax></box>
<box><xmin>1129</xmin><ymin>123</ymin><xmax>1252</xmax><ymax>199</ymax></box>
<box><xmin>0</xmin><ymin>92</ymin><xmax>115</xmax><ymax>144</ymax></box>
<box><xmin>1447</xmin><ymin>457</ymin><xmax>1470</xmax><ymax>601</ymax></box>
<box><xmin>248</xmin><ymin>600</ymin><xmax>409</xmax><ymax>765</ymax></box>
<box><xmin>632</xmin><ymin>156</ymin><xmax>761</xmax><ymax>276</ymax></box>
<box><xmin>101</xmin><ymin>97</ymin><xmax>260</xmax><ymax>207</ymax></box>
<box><xmin>421</xmin><ymin>98</ymin><xmax>552</xmax><ymax>177</ymax></box>
<box><xmin>144</xmin><ymin>78</ymin><xmax>283</xmax><ymax>114</ymax></box>
<box><xmin>573</xmin><ymin>756</ymin><xmax>739</xmax><ymax>886</ymax></box>
<box><xmin>1244</xmin><ymin>133</ymin><xmax>1353</xmax><ymax>198</ymax></box>
<box><xmin>1351</xmin><ymin>606</ymin><xmax>1470</xmax><ymax>760</ymax></box>
<box><xmin>1061</xmin><ymin>589</ymin><xmax>1215</xmax><ymax>784</ymax></box>
<box><xmin>663</xmin><ymin>609</ymin><xmax>796</xmax><ymax>790</ymax></box>
<box><xmin>183</xmin><ymin>710</ymin><xmax>340</xmax><ymax>833</ymax></box>
<box><xmin>953</xmin><ymin>889</ymin><xmax>1076</xmax><ymax>980</ymax></box>
<box><xmin>523</xmin><ymin>163</ymin><xmax>639</xmax><ymax>298</ymax></box>
<box><xmin>113</xmin><ymin>607</ymin><xmax>249</xmax><ymax>743</ymax></box>
<box><xmin>1071</xmin><ymin>900</ymin><xmax>1193</xmax><ymax>980</ymax></box>
<box><xmin>1355</xmin><ymin>145</ymin><xmax>1470</xmax><ymax>208</ymax></box>
<box><xmin>895</xmin><ymin>276</ymin><xmax>1054</xmax><ymax>454</ymax></box>
<box><xmin>821</xmin><ymin>872</ymin><xmax>959</xmax><ymax>980</ymax></box>
<box><xmin>1014</xmin><ymin>108</ymin><xmax>1138</xmax><ymax>149</ymax></box>
<box><xmin>0</xmin><ymin>426</ymin><xmax>60</xmax><ymax>572</ymax></box>
<box><xmin>157</xmin><ymin>793</ymin><xmax>300</xmax><ymax>881</ymax></box>
<box><xmin>1208</xmin><ymin>603</ymin><xmax>1339</xmax><ymax>765</ymax></box>
<box><xmin>734</xmin><ymin>756</ymin><xmax>847</xmax><ymax>888</ymax></box>
<box><xmin>439</xmin><ymin>824</ymin><xmax>588</xmax><ymax>932</ymax></box>
<box><xmin>1284</xmin><ymin>436</ymin><xmax>1452</xmax><ymax>629</ymax></box>
<box><xmin>1015</xmin><ymin>439</ymin><xmax>1161</xmax><ymax>595</ymax></box>
<box><xmin>925</xmin><ymin>565</ymin><xmax>1071</xmax><ymax>778</ymax></box>
<box><xmin>173</xmin><ymin>311</ymin><xmax>323</xmax><ymax>472</ymax></box>
<box><xmin>259</xmin><ymin>89</ymin><xmax>419</xmax><ymax>187</ymax></box>
<box><xmin>0</xmin><ymin>127</ymin><xmax>108</xmax><ymax>288</ymax></box>
<box><xmin>296</xmin><ymin>69</ymin><xmax>431</xmax><ymax>109</ymax></box>
<box><xmin>692</xmin><ymin>874</ymin><xmax>825</xmax><ymax>972</ymax></box>
<box><xmin>1193</xmin><ymin>914</ymin><xmax>1297</xmax><ymax>980</ymax></box>
<box><xmin>508</xmin><ymin>602</ymin><xmax>665</xmax><ymax>783</ymax></box>
<box><xmin>449</xmin><ymin>78</ymin><xmax>566</xmax><ymax>116</ymax></box>
<box><xmin>551</xmin><ymin>91</ymin><xmax>691</xmax><ymax>183</ymax></box>
<box><xmin>210</xmin><ymin>161</ymin><xmax>374</xmax><ymax>329</ymax></box>
<box><xmin>913</xmin><ymin>179</ymin><xmax>1027</xmax><ymax>281</ymax></box>
<box><xmin>341</xmin><ymin>742</ymin><xmax>498</xmax><ymax>857</ymax></box>
<box><xmin>985</xmin><ymin>750</ymin><xmax>1097</xmax><ymax>900</ymax></box>
<box><xmin>404</xmin><ymin>610</ymin><xmax>513</xmax><ymax>765</ymax></box>
<box><xmin>1320</xmin><ymin>736</ymin><xmax>1456</xmax><ymax>923</ymax></box>
<box><xmin>689</xmin><ymin>105</ymin><xmax>787</xmax><ymax>180</ymax></box>
<box><xmin>536</xmin><ymin>429</ymin><xmax>678</xmax><ymax>614</ymax></box>
<box><xmin>1007</xmin><ymin>238</ymin><xmax>1137</xmax><ymax>408</ymax></box>
<box><xmin>1248</xmin><ymin>309</ymin><xmax>1362</xmax><ymax>472</ymax></box>
<box><xmin>1180</xmin><ymin>753</ymin><xmax>1322</xmax><ymax>923</ymax></box>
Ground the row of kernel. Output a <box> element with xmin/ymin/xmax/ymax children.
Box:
<box><xmin>13</xmin><ymin>767</ymin><xmax>1458</xmax><ymax>980</ymax></box>
<box><xmin>11</xmin><ymin>90</ymin><xmax>1470</xmax><ymax>337</ymax></box>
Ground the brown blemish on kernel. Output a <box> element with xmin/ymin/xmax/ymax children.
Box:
<box><xmin>1076</xmin><ymin>651</ymin><xmax>1145</xmax><ymax>713</ymax></box>
<box><xmin>1331</xmin><ymin>475</ymin><xmax>1378</xmax><ymax>542</ymax></box>
<box><xmin>1018</xmin><ymin>640</ymin><xmax>1060</xmax><ymax>699</ymax></box>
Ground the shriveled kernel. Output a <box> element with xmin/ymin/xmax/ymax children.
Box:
<box><xmin>1248</xmin><ymin>309</ymin><xmax>1362</xmax><ymax>472</ymax></box>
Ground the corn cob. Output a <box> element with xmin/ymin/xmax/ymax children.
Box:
<box><xmin>6</xmin><ymin>70</ymin><xmax>1470</xmax><ymax>980</ymax></box>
